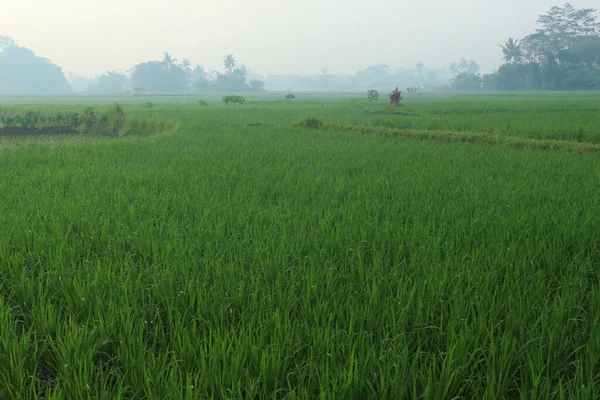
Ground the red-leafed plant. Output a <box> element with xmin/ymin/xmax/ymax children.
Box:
<box><xmin>389</xmin><ymin>87</ymin><xmax>403</xmax><ymax>106</ymax></box>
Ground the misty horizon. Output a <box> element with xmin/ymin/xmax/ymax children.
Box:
<box><xmin>2</xmin><ymin>0</ymin><xmax>598</xmax><ymax>79</ymax></box>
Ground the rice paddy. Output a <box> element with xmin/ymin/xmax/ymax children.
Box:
<box><xmin>1</xmin><ymin>92</ymin><xmax>600</xmax><ymax>399</ymax></box>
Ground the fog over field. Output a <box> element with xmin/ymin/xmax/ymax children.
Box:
<box><xmin>1</xmin><ymin>0</ymin><xmax>598</xmax><ymax>77</ymax></box>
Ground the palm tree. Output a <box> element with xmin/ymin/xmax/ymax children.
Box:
<box><xmin>223</xmin><ymin>54</ymin><xmax>236</xmax><ymax>74</ymax></box>
<box><xmin>162</xmin><ymin>52</ymin><xmax>177</xmax><ymax>70</ymax></box>
<box><xmin>500</xmin><ymin>38</ymin><xmax>523</xmax><ymax>64</ymax></box>
<box><xmin>180</xmin><ymin>58</ymin><xmax>192</xmax><ymax>82</ymax></box>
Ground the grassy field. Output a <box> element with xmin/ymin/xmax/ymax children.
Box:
<box><xmin>1</xmin><ymin>92</ymin><xmax>600</xmax><ymax>399</ymax></box>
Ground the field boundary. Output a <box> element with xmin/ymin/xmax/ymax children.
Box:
<box><xmin>319</xmin><ymin>122</ymin><xmax>600</xmax><ymax>155</ymax></box>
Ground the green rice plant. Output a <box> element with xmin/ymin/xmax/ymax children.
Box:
<box><xmin>0</xmin><ymin>104</ymin><xmax>174</xmax><ymax>139</ymax></box>
<box><xmin>293</xmin><ymin>116</ymin><xmax>323</xmax><ymax>129</ymax></box>
<box><xmin>1</xmin><ymin>93</ymin><xmax>600</xmax><ymax>398</ymax></box>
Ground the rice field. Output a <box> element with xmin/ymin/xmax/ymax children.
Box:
<box><xmin>1</xmin><ymin>92</ymin><xmax>600</xmax><ymax>399</ymax></box>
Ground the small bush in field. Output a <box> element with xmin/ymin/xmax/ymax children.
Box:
<box><xmin>367</xmin><ymin>90</ymin><xmax>379</xmax><ymax>104</ymax></box>
<box><xmin>294</xmin><ymin>116</ymin><xmax>323</xmax><ymax>129</ymax></box>
<box><xmin>286</xmin><ymin>93</ymin><xmax>296</xmax><ymax>101</ymax></box>
<box><xmin>389</xmin><ymin>87</ymin><xmax>403</xmax><ymax>106</ymax></box>
<box><xmin>142</xmin><ymin>102</ymin><xmax>155</xmax><ymax>109</ymax></box>
<box><xmin>222</xmin><ymin>95</ymin><xmax>245</xmax><ymax>105</ymax></box>
<box><xmin>198</xmin><ymin>100</ymin><xmax>208</xmax><ymax>106</ymax></box>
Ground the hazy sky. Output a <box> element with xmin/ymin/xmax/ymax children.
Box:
<box><xmin>1</xmin><ymin>0</ymin><xmax>598</xmax><ymax>77</ymax></box>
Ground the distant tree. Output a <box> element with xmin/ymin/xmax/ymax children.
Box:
<box><xmin>367</xmin><ymin>89</ymin><xmax>379</xmax><ymax>104</ymax></box>
<box><xmin>450</xmin><ymin>59</ymin><xmax>480</xmax><ymax>76</ymax></box>
<box><xmin>192</xmin><ymin>65</ymin><xmax>205</xmax><ymax>77</ymax></box>
<box><xmin>131</xmin><ymin>60</ymin><xmax>187</xmax><ymax>92</ymax></box>
<box><xmin>215</xmin><ymin>72</ymin><xmax>247</xmax><ymax>91</ymax></box>
<box><xmin>180</xmin><ymin>58</ymin><xmax>192</xmax><ymax>82</ymax></box>
<box><xmin>451</xmin><ymin>73</ymin><xmax>482</xmax><ymax>91</ymax></box>
<box><xmin>67</xmin><ymin>72</ymin><xmax>97</xmax><ymax>93</ymax></box>
<box><xmin>285</xmin><ymin>93</ymin><xmax>296</xmax><ymax>100</ymax></box>
<box><xmin>214</xmin><ymin>56</ymin><xmax>262</xmax><ymax>92</ymax></box>
<box><xmin>500</xmin><ymin>38</ymin><xmax>523</xmax><ymax>64</ymax></box>
<box><xmin>94</xmin><ymin>71</ymin><xmax>128</xmax><ymax>94</ymax></box>
<box><xmin>181</xmin><ymin>58</ymin><xmax>191</xmax><ymax>71</ymax></box>
<box><xmin>482</xmin><ymin>73</ymin><xmax>499</xmax><ymax>91</ymax></box>
<box><xmin>0</xmin><ymin>35</ymin><xmax>15</xmax><ymax>51</ymax></box>
<box><xmin>0</xmin><ymin>44</ymin><xmax>69</xmax><ymax>94</ymax></box>
<box><xmin>162</xmin><ymin>52</ymin><xmax>177</xmax><ymax>70</ymax></box>
<box><xmin>496</xmin><ymin>64</ymin><xmax>527</xmax><ymax>90</ymax></box>
<box><xmin>517</xmin><ymin>3</ymin><xmax>600</xmax><ymax>90</ymax></box>
<box><xmin>536</xmin><ymin>3</ymin><xmax>599</xmax><ymax>52</ymax></box>
<box><xmin>388</xmin><ymin>87</ymin><xmax>402</xmax><ymax>105</ymax></box>
<box><xmin>449</xmin><ymin>62</ymin><xmax>459</xmax><ymax>76</ymax></box>
<box><xmin>191</xmin><ymin>65</ymin><xmax>209</xmax><ymax>91</ymax></box>
<box><xmin>248</xmin><ymin>79</ymin><xmax>266</xmax><ymax>92</ymax></box>
<box><xmin>490</xmin><ymin>62</ymin><xmax>542</xmax><ymax>91</ymax></box>
<box><xmin>521</xmin><ymin>3</ymin><xmax>599</xmax><ymax>62</ymax></box>
<box><xmin>177</xmin><ymin>58</ymin><xmax>193</xmax><ymax>90</ymax></box>
<box><xmin>235</xmin><ymin>63</ymin><xmax>248</xmax><ymax>78</ymax></box>
<box><xmin>567</xmin><ymin>35</ymin><xmax>600</xmax><ymax>64</ymax></box>
<box><xmin>416</xmin><ymin>63</ymin><xmax>425</xmax><ymax>75</ymax></box>
<box><xmin>223</xmin><ymin>54</ymin><xmax>237</xmax><ymax>74</ymax></box>
<box><xmin>352</xmin><ymin>64</ymin><xmax>393</xmax><ymax>88</ymax></box>
<box><xmin>467</xmin><ymin>60</ymin><xmax>480</xmax><ymax>74</ymax></box>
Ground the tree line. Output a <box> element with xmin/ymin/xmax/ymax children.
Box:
<box><xmin>452</xmin><ymin>3</ymin><xmax>600</xmax><ymax>91</ymax></box>
<box><xmin>0</xmin><ymin>41</ymin><xmax>265</xmax><ymax>95</ymax></box>
<box><xmin>124</xmin><ymin>53</ymin><xmax>265</xmax><ymax>94</ymax></box>
<box><xmin>1</xmin><ymin>3</ymin><xmax>598</xmax><ymax>94</ymax></box>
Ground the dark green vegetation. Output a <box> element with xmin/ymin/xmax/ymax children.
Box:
<box><xmin>459</xmin><ymin>3</ymin><xmax>600</xmax><ymax>91</ymax></box>
<box><xmin>1</xmin><ymin>93</ymin><xmax>600</xmax><ymax>399</ymax></box>
<box><xmin>222</xmin><ymin>95</ymin><xmax>246</xmax><ymax>105</ymax></box>
<box><xmin>0</xmin><ymin>104</ymin><xmax>176</xmax><ymax>139</ymax></box>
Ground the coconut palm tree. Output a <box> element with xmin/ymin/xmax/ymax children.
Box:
<box><xmin>223</xmin><ymin>54</ymin><xmax>236</xmax><ymax>74</ymax></box>
<box><xmin>162</xmin><ymin>52</ymin><xmax>177</xmax><ymax>70</ymax></box>
<box><xmin>500</xmin><ymin>38</ymin><xmax>523</xmax><ymax>64</ymax></box>
<box><xmin>180</xmin><ymin>58</ymin><xmax>192</xmax><ymax>81</ymax></box>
